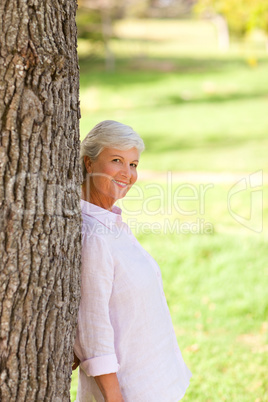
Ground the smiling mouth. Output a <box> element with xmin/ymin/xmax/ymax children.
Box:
<box><xmin>112</xmin><ymin>179</ymin><xmax>129</xmax><ymax>188</ymax></box>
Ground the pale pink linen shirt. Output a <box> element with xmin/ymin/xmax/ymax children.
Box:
<box><xmin>74</xmin><ymin>200</ymin><xmax>191</xmax><ymax>402</ymax></box>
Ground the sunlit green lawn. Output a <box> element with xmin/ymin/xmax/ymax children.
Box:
<box><xmin>71</xmin><ymin>18</ymin><xmax>268</xmax><ymax>401</ymax></box>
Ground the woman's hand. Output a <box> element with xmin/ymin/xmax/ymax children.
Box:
<box><xmin>72</xmin><ymin>352</ymin><xmax>80</xmax><ymax>371</ymax></box>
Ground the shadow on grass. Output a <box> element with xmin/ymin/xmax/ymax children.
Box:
<box><xmin>126</xmin><ymin>56</ymin><xmax>268</xmax><ymax>74</ymax></box>
<box><xmin>79</xmin><ymin>59</ymin><xmax>166</xmax><ymax>87</ymax></box>
<box><xmin>79</xmin><ymin>55</ymin><xmax>268</xmax><ymax>109</ymax></box>
<box><xmin>79</xmin><ymin>54</ymin><xmax>268</xmax><ymax>88</ymax></box>
<box><xmin>143</xmin><ymin>134</ymin><xmax>263</xmax><ymax>153</ymax></box>
<box><xmin>166</xmin><ymin>89</ymin><xmax>268</xmax><ymax>106</ymax></box>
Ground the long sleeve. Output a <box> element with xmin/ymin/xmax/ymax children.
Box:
<box><xmin>74</xmin><ymin>232</ymin><xmax>119</xmax><ymax>377</ymax></box>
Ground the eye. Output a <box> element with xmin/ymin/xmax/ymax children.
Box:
<box><xmin>112</xmin><ymin>158</ymin><xmax>121</xmax><ymax>163</ymax></box>
<box><xmin>130</xmin><ymin>163</ymin><xmax>138</xmax><ymax>168</ymax></box>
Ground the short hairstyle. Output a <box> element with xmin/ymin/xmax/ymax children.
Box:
<box><xmin>80</xmin><ymin>120</ymin><xmax>145</xmax><ymax>181</ymax></box>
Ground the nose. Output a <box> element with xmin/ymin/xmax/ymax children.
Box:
<box><xmin>120</xmin><ymin>163</ymin><xmax>131</xmax><ymax>181</ymax></box>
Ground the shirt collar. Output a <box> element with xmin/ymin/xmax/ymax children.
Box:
<box><xmin>81</xmin><ymin>199</ymin><xmax>122</xmax><ymax>229</ymax></box>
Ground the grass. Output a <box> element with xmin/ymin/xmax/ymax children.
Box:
<box><xmin>79</xmin><ymin>59</ymin><xmax>268</xmax><ymax>172</ymax></box>
<box><xmin>72</xmin><ymin>18</ymin><xmax>268</xmax><ymax>401</ymax></box>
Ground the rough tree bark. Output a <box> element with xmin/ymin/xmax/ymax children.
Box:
<box><xmin>0</xmin><ymin>0</ymin><xmax>81</xmax><ymax>401</ymax></box>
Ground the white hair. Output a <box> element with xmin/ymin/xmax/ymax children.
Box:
<box><xmin>80</xmin><ymin>120</ymin><xmax>145</xmax><ymax>181</ymax></box>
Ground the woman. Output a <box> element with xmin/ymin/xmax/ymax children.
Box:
<box><xmin>73</xmin><ymin>120</ymin><xmax>191</xmax><ymax>402</ymax></box>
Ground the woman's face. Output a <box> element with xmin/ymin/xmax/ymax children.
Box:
<box><xmin>84</xmin><ymin>147</ymin><xmax>139</xmax><ymax>210</ymax></box>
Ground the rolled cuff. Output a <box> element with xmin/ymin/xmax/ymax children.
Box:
<box><xmin>81</xmin><ymin>353</ymin><xmax>120</xmax><ymax>377</ymax></box>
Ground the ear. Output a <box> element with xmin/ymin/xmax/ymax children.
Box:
<box><xmin>84</xmin><ymin>155</ymin><xmax>93</xmax><ymax>174</ymax></box>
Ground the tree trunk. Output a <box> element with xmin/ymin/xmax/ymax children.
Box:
<box><xmin>212</xmin><ymin>14</ymin><xmax>230</xmax><ymax>52</ymax></box>
<box><xmin>101</xmin><ymin>5</ymin><xmax>115</xmax><ymax>72</ymax></box>
<box><xmin>0</xmin><ymin>1</ymin><xmax>81</xmax><ymax>401</ymax></box>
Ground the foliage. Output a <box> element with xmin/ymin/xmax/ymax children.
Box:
<box><xmin>78</xmin><ymin>0</ymin><xmax>132</xmax><ymax>20</ymax></box>
<box><xmin>248</xmin><ymin>2</ymin><xmax>268</xmax><ymax>35</ymax></box>
<box><xmin>124</xmin><ymin>0</ymin><xmax>152</xmax><ymax>18</ymax></box>
<box><xmin>76</xmin><ymin>8</ymin><xmax>103</xmax><ymax>42</ymax></box>
<box><xmin>194</xmin><ymin>0</ymin><xmax>268</xmax><ymax>36</ymax></box>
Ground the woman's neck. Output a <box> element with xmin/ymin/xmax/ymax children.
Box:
<box><xmin>81</xmin><ymin>182</ymin><xmax>114</xmax><ymax>211</ymax></box>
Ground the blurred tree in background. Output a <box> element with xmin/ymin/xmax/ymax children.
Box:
<box><xmin>194</xmin><ymin>0</ymin><xmax>268</xmax><ymax>50</ymax></box>
<box><xmin>126</xmin><ymin>0</ymin><xmax>195</xmax><ymax>18</ymax></box>
<box><xmin>248</xmin><ymin>1</ymin><xmax>268</xmax><ymax>48</ymax></box>
<box><xmin>77</xmin><ymin>0</ymin><xmax>197</xmax><ymax>69</ymax></box>
<box><xmin>77</xmin><ymin>0</ymin><xmax>268</xmax><ymax>64</ymax></box>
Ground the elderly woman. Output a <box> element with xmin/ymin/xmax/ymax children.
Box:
<box><xmin>74</xmin><ymin>120</ymin><xmax>191</xmax><ymax>402</ymax></box>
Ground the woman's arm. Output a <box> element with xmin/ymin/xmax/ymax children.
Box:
<box><xmin>74</xmin><ymin>234</ymin><xmax>120</xmax><ymax>376</ymax></box>
<box><xmin>71</xmin><ymin>352</ymin><xmax>123</xmax><ymax>401</ymax></box>
<box><xmin>72</xmin><ymin>352</ymin><xmax>80</xmax><ymax>371</ymax></box>
<box><xmin>94</xmin><ymin>373</ymin><xmax>124</xmax><ymax>402</ymax></box>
